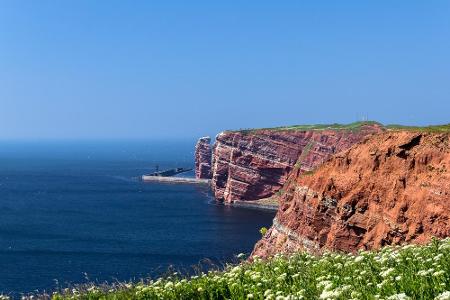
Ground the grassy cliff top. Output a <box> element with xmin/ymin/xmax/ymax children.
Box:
<box><xmin>227</xmin><ymin>121</ymin><xmax>382</xmax><ymax>134</ymax></box>
<box><xmin>386</xmin><ymin>123</ymin><xmax>450</xmax><ymax>133</ymax></box>
<box><xmin>226</xmin><ymin>121</ymin><xmax>450</xmax><ymax>134</ymax></box>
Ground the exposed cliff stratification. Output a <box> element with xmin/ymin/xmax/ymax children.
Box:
<box><xmin>253</xmin><ymin>130</ymin><xmax>450</xmax><ymax>257</ymax></box>
<box><xmin>195</xmin><ymin>136</ymin><xmax>213</xmax><ymax>179</ymax></box>
<box><xmin>211</xmin><ymin>123</ymin><xmax>384</xmax><ymax>203</ymax></box>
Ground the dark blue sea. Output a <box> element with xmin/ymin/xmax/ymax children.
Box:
<box><xmin>0</xmin><ymin>140</ymin><xmax>275</xmax><ymax>297</ymax></box>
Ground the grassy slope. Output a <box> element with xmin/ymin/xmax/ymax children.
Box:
<box><xmin>49</xmin><ymin>239</ymin><xmax>450</xmax><ymax>300</ymax></box>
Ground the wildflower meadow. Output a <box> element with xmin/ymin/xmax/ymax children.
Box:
<box><xmin>37</xmin><ymin>238</ymin><xmax>450</xmax><ymax>300</ymax></box>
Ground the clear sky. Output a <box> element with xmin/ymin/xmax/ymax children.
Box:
<box><xmin>0</xmin><ymin>1</ymin><xmax>449</xmax><ymax>140</ymax></box>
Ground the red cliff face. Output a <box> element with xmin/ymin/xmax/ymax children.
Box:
<box><xmin>211</xmin><ymin>124</ymin><xmax>383</xmax><ymax>203</ymax></box>
<box><xmin>253</xmin><ymin>131</ymin><xmax>450</xmax><ymax>257</ymax></box>
<box><xmin>195</xmin><ymin>137</ymin><xmax>212</xmax><ymax>179</ymax></box>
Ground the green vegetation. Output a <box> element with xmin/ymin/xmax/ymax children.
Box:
<box><xmin>228</xmin><ymin>121</ymin><xmax>450</xmax><ymax>135</ymax></box>
<box><xmin>294</xmin><ymin>140</ymin><xmax>316</xmax><ymax>170</ymax></box>
<box><xmin>46</xmin><ymin>238</ymin><xmax>449</xmax><ymax>300</ymax></box>
<box><xmin>269</xmin><ymin>121</ymin><xmax>382</xmax><ymax>132</ymax></box>
<box><xmin>229</xmin><ymin>121</ymin><xmax>382</xmax><ymax>134</ymax></box>
<box><xmin>259</xmin><ymin>227</ymin><xmax>268</xmax><ymax>236</ymax></box>
<box><xmin>302</xmin><ymin>170</ymin><xmax>315</xmax><ymax>176</ymax></box>
<box><xmin>386</xmin><ymin>124</ymin><xmax>450</xmax><ymax>133</ymax></box>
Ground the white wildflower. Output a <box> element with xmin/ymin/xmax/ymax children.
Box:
<box><xmin>439</xmin><ymin>243</ymin><xmax>450</xmax><ymax>250</ymax></box>
<box><xmin>433</xmin><ymin>270</ymin><xmax>445</xmax><ymax>277</ymax></box>
<box><xmin>435</xmin><ymin>291</ymin><xmax>450</xmax><ymax>300</ymax></box>
<box><xmin>401</xmin><ymin>244</ymin><xmax>414</xmax><ymax>250</ymax></box>
<box><xmin>380</xmin><ymin>268</ymin><xmax>395</xmax><ymax>278</ymax></box>
<box><xmin>351</xmin><ymin>291</ymin><xmax>361</xmax><ymax>298</ymax></box>
<box><xmin>164</xmin><ymin>282</ymin><xmax>173</xmax><ymax>289</ymax></box>
<box><xmin>434</xmin><ymin>254</ymin><xmax>443</xmax><ymax>261</ymax></box>
<box><xmin>417</xmin><ymin>270</ymin><xmax>428</xmax><ymax>276</ymax></box>
<box><xmin>387</xmin><ymin>293</ymin><xmax>411</xmax><ymax>300</ymax></box>
<box><xmin>317</xmin><ymin>280</ymin><xmax>334</xmax><ymax>291</ymax></box>
<box><xmin>418</xmin><ymin>268</ymin><xmax>434</xmax><ymax>276</ymax></box>
<box><xmin>319</xmin><ymin>289</ymin><xmax>342</xmax><ymax>299</ymax></box>
<box><xmin>277</xmin><ymin>273</ymin><xmax>287</xmax><ymax>281</ymax></box>
<box><xmin>354</xmin><ymin>256</ymin><xmax>364</xmax><ymax>263</ymax></box>
<box><xmin>341</xmin><ymin>285</ymin><xmax>351</xmax><ymax>292</ymax></box>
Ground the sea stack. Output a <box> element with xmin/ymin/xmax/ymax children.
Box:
<box><xmin>195</xmin><ymin>136</ymin><xmax>212</xmax><ymax>179</ymax></box>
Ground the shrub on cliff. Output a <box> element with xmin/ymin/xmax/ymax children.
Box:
<box><xmin>47</xmin><ymin>238</ymin><xmax>450</xmax><ymax>300</ymax></box>
<box><xmin>259</xmin><ymin>227</ymin><xmax>268</xmax><ymax>236</ymax></box>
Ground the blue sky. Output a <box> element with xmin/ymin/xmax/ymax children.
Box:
<box><xmin>0</xmin><ymin>1</ymin><xmax>449</xmax><ymax>139</ymax></box>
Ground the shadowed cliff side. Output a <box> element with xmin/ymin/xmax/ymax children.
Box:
<box><xmin>252</xmin><ymin>129</ymin><xmax>450</xmax><ymax>257</ymax></box>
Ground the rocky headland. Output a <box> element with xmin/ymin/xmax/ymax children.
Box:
<box><xmin>252</xmin><ymin>128</ymin><xmax>450</xmax><ymax>257</ymax></box>
<box><xmin>195</xmin><ymin>122</ymin><xmax>384</xmax><ymax>204</ymax></box>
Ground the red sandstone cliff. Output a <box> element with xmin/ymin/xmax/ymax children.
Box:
<box><xmin>211</xmin><ymin>124</ymin><xmax>383</xmax><ymax>203</ymax></box>
<box><xmin>195</xmin><ymin>136</ymin><xmax>212</xmax><ymax>179</ymax></box>
<box><xmin>253</xmin><ymin>130</ymin><xmax>450</xmax><ymax>257</ymax></box>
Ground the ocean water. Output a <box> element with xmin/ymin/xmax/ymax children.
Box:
<box><xmin>0</xmin><ymin>140</ymin><xmax>275</xmax><ymax>297</ymax></box>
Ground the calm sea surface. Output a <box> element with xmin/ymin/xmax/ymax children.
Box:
<box><xmin>0</xmin><ymin>140</ymin><xmax>275</xmax><ymax>296</ymax></box>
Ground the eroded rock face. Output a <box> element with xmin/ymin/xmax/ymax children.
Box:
<box><xmin>195</xmin><ymin>137</ymin><xmax>212</xmax><ymax>179</ymax></box>
<box><xmin>253</xmin><ymin>131</ymin><xmax>450</xmax><ymax>257</ymax></box>
<box><xmin>211</xmin><ymin>124</ymin><xmax>383</xmax><ymax>203</ymax></box>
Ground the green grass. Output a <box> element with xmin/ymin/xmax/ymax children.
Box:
<box><xmin>294</xmin><ymin>140</ymin><xmax>316</xmax><ymax>169</ymax></box>
<box><xmin>226</xmin><ymin>121</ymin><xmax>450</xmax><ymax>135</ymax></box>
<box><xmin>385</xmin><ymin>124</ymin><xmax>450</xmax><ymax>133</ymax></box>
<box><xmin>227</xmin><ymin>121</ymin><xmax>383</xmax><ymax>135</ymax></box>
<box><xmin>46</xmin><ymin>238</ymin><xmax>450</xmax><ymax>300</ymax></box>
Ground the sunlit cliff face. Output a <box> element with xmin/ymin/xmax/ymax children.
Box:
<box><xmin>253</xmin><ymin>130</ymin><xmax>450</xmax><ymax>257</ymax></box>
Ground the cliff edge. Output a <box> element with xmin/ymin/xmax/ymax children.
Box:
<box><xmin>253</xmin><ymin>129</ymin><xmax>450</xmax><ymax>257</ymax></box>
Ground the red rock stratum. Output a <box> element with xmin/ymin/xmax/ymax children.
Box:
<box><xmin>253</xmin><ymin>130</ymin><xmax>450</xmax><ymax>257</ymax></box>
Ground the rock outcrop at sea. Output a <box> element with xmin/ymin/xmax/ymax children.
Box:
<box><xmin>210</xmin><ymin>124</ymin><xmax>383</xmax><ymax>203</ymax></box>
<box><xmin>252</xmin><ymin>130</ymin><xmax>450</xmax><ymax>257</ymax></box>
<box><xmin>195</xmin><ymin>136</ymin><xmax>213</xmax><ymax>179</ymax></box>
